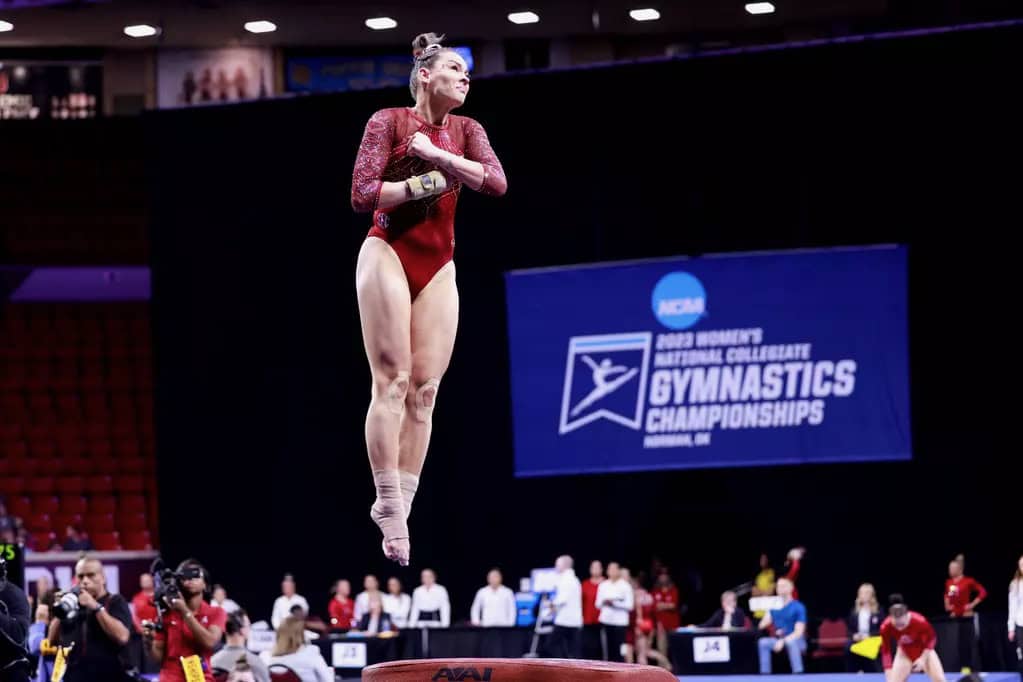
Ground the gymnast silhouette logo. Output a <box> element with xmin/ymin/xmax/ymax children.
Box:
<box><xmin>559</xmin><ymin>332</ymin><xmax>652</xmax><ymax>435</ymax></box>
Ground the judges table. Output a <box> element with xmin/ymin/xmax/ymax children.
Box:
<box><xmin>669</xmin><ymin>628</ymin><xmax>759</xmax><ymax>675</ymax></box>
<box><xmin>313</xmin><ymin>626</ymin><xmax>534</xmax><ymax>676</ymax></box>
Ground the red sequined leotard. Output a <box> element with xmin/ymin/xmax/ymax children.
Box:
<box><xmin>351</xmin><ymin>107</ymin><xmax>507</xmax><ymax>298</ymax></box>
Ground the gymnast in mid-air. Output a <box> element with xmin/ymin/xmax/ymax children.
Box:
<box><xmin>351</xmin><ymin>31</ymin><xmax>507</xmax><ymax>566</ymax></box>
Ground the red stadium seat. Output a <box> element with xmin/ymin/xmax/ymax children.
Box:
<box><xmin>113</xmin><ymin>439</ymin><xmax>140</xmax><ymax>459</ymax></box>
<box><xmin>52</xmin><ymin>512</ymin><xmax>84</xmax><ymax>533</ymax></box>
<box><xmin>116</xmin><ymin>475</ymin><xmax>145</xmax><ymax>493</ymax></box>
<box><xmin>8</xmin><ymin>496</ymin><xmax>33</xmax><ymax>519</ymax></box>
<box><xmin>108</xmin><ymin>370</ymin><xmax>134</xmax><ymax>390</ymax></box>
<box><xmin>26</xmin><ymin>512</ymin><xmax>52</xmax><ymax>532</ymax></box>
<box><xmin>33</xmin><ymin>495</ymin><xmax>60</xmax><ymax>515</ymax></box>
<box><xmin>91</xmin><ymin>531</ymin><xmax>121</xmax><ymax>551</ymax></box>
<box><xmin>117</xmin><ymin>512</ymin><xmax>147</xmax><ymax>531</ymax></box>
<box><xmin>269</xmin><ymin>666</ymin><xmax>302</xmax><ymax>682</ymax></box>
<box><xmin>52</xmin><ymin>423</ymin><xmax>82</xmax><ymax>443</ymax></box>
<box><xmin>25</xmin><ymin>424</ymin><xmax>53</xmax><ymax>443</ymax></box>
<box><xmin>83</xmin><ymin>421</ymin><xmax>110</xmax><ymax>443</ymax></box>
<box><xmin>0</xmin><ymin>391</ymin><xmax>25</xmax><ymax>413</ymax></box>
<box><xmin>28</xmin><ymin>391</ymin><xmax>53</xmax><ymax>412</ymax></box>
<box><xmin>63</xmin><ymin>457</ymin><xmax>93</xmax><ymax>475</ymax></box>
<box><xmin>10</xmin><ymin>456</ymin><xmax>39</xmax><ymax>477</ymax></box>
<box><xmin>90</xmin><ymin>455</ymin><xmax>118</xmax><ymax>475</ymax></box>
<box><xmin>0</xmin><ymin>423</ymin><xmax>22</xmax><ymax>441</ymax></box>
<box><xmin>85</xmin><ymin>475</ymin><xmax>113</xmax><ymax>495</ymax></box>
<box><xmin>80</xmin><ymin>373</ymin><xmax>105</xmax><ymax>392</ymax></box>
<box><xmin>0</xmin><ymin>478</ymin><xmax>21</xmax><ymax>498</ymax></box>
<box><xmin>118</xmin><ymin>457</ymin><xmax>146</xmax><ymax>474</ymax></box>
<box><xmin>120</xmin><ymin>495</ymin><xmax>146</xmax><ymax>513</ymax></box>
<box><xmin>811</xmin><ymin>619</ymin><xmax>850</xmax><ymax>659</ymax></box>
<box><xmin>85</xmin><ymin>512</ymin><xmax>114</xmax><ymax>533</ymax></box>
<box><xmin>89</xmin><ymin>496</ymin><xmax>117</xmax><ymax>514</ymax></box>
<box><xmin>35</xmin><ymin>457</ymin><xmax>64</xmax><ymax>477</ymax></box>
<box><xmin>60</xmin><ymin>495</ymin><xmax>89</xmax><ymax>515</ymax></box>
<box><xmin>82</xmin><ymin>394</ymin><xmax>109</xmax><ymax>421</ymax></box>
<box><xmin>30</xmin><ymin>410</ymin><xmax>59</xmax><ymax>426</ymax></box>
<box><xmin>1</xmin><ymin>440</ymin><xmax>28</xmax><ymax>460</ymax></box>
<box><xmin>0</xmin><ymin>364</ymin><xmax>27</xmax><ymax>390</ymax></box>
<box><xmin>121</xmin><ymin>530</ymin><xmax>152</xmax><ymax>550</ymax></box>
<box><xmin>29</xmin><ymin>440</ymin><xmax>57</xmax><ymax>459</ymax></box>
<box><xmin>26</xmin><ymin>476</ymin><xmax>55</xmax><ymax>495</ymax></box>
<box><xmin>31</xmin><ymin>531</ymin><xmax>58</xmax><ymax>552</ymax></box>
<box><xmin>110</xmin><ymin>423</ymin><xmax>137</xmax><ymax>441</ymax></box>
<box><xmin>56</xmin><ymin>439</ymin><xmax>86</xmax><ymax>459</ymax></box>
<box><xmin>55</xmin><ymin>393</ymin><xmax>83</xmax><ymax>417</ymax></box>
<box><xmin>55</xmin><ymin>476</ymin><xmax>85</xmax><ymax>495</ymax></box>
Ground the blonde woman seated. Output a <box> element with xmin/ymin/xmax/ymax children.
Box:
<box><xmin>264</xmin><ymin>616</ymin><xmax>334</xmax><ymax>682</ymax></box>
<box><xmin>353</xmin><ymin>596</ymin><xmax>397</xmax><ymax>635</ymax></box>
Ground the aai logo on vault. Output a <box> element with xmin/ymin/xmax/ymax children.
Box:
<box><xmin>559</xmin><ymin>333</ymin><xmax>652</xmax><ymax>434</ymax></box>
<box><xmin>652</xmin><ymin>271</ymin><xmax>706</xmax><ymax>330</ymax></box>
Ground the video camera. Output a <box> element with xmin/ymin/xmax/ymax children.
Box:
<box><xmin>146</xmin><ymin>557</ymin><xmax>206</xmax><ymax>631</ymax></box>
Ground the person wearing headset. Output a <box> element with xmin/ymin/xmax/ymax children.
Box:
<box><xmin>142</xmin><ymin>559</ymin><xmax>226</xmax><ymax>682</ymax></box>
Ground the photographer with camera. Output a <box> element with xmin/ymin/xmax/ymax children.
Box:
<box><xmin>142</xmin><ymin>559</ymin><xmax>225</xmax><ymax>682</ymax></box>
<box><xmin>0</xmin><ymin>557</ymin><xmax>32</xmax><ymax>682</ymax></box>
<box><xmin>46</xmin><ymin>557</ymin><xmax>133</xmax><ymax>681</ymax></box>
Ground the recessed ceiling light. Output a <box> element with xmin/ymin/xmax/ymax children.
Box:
<box><xmin>365</xmin><ymin>16</ymin><xmax>398</xmax><ymax>30</ymax></box>
<box><xmin>508</xmin><ymin>11</ymin><xmax>540</xmax><ymax>25</ymax></box>
<box><xmin>124</xmin><ymin>24</ymin><xmax>159</xmax><ymax>38</ymax></box>
<box><xmin>244</xmin><ymin>20</ymin><xmax>277</xmax><ymax>34</ymax></box>
<box><xmin>0</xmin><ymin>20</ymin><xmax>13</xmax><ymax>33</ymax></box>
<box><xmin>629</xmin><ymin>8</ymin><xmax>661</xmax><ymax>22</ymax></box>
<box><xmin>745</xmin><ymin>3</ymin><xmax>776</xmax><ymax>15</ymax></box>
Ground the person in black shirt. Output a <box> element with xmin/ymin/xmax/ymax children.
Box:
<box><xmin>0</xmin><ymin>556</ymin><xmax>31</xmax><ymax>682</ymax></box>
<box><xmin>699</xmin><ymin>591</ymin><xmax>748</xmax><ymax>629</ymax></box>
<box><xmin>47</xmin><ymin>557</ymin><xmax>133</xmax><ymax>681</ymax></box>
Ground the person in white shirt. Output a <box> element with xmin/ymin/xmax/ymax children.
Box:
<box><xmin>354</xmin><ymin>574</ymin><xmax>383</xmax><ymax>621</ymax></box>
<box><xmin>409</xmin><ymin>568</ymin><xmax>451</xmax><ymax>628</ymax></box>
<box><xmin>470</xmin><ymin>569</ymin><xmax>517</xmax><ymax>627</ymax></box>
<box><xmin>270</xmin><ymin>574</ymin><xmax>309</xmax><ymax>630</ymax></box>
<box><xmin>548</xmin><ymin>555</ymin><xmax>583</xmax><ymax>658</ymax></box>
<box><xmin>382</xmin><ymin>577</ymin><xmax>412</xmax><ymax>629</ymax></box>
<box><xmin>211</xmin><ymin>584</ymin><xmax>242</xmax><ymax>615</ymax></box>
<box><xmin>1009</xmin><ymin>555</ymin><xmax>1023</xmax><ymax>663</ymax></box>
<box><xmin>596</xmin><ymin>562</ymin><xmax>634</xmax><ymax>662</ymax></box>
<box><xmin>265</xmin><ymin>616</ymin><xmax>333</xmax><ymax>682</ymax></box>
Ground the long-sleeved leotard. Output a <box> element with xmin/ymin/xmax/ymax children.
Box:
<box><xmin>351</xmin><ymin>107</ymin><xmax>507</xmax><ymax>298</ymax></box>
<box><xmin>880</xmin><ymin>612</ymin><xmax>937</xmax><ymax>670</ymax></box>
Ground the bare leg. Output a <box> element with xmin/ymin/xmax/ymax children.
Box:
<box><xmin>656</xmin><ymin>623</ymin><xmax>669</xmax><ymax>663</ymax></box>
<box><xmin>888</xmin><ymin>649</ymin><xmax>914</xmax><ymax>682</ymax></box>
<box><xmin>356</xmin><ymin>237</ymin><xmax>412</xmax><ymax>565</ymax></box>
<box><xmin>636</xmin><ymin>633</ymin><xmax>649</xmax><ymax>665</ymax></box>
<box><xmin>397</xmin><ymin>261</ymin><xmax>458</xmax><ymax>520</ymax></box>
<box><xmin>922</xmin><ymin>649</ymin><xmax>947</xmax><ymax>682</ymax></box>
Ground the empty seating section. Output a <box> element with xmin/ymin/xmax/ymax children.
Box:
<box><xmin>0</xmin><ymin>302</ymin><xmax>158</xmax><ymax>550</ymax></box>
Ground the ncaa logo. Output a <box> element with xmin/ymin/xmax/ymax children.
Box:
<box><xmin>652</xmin><ymin>272</ymin><xmax>706</xmax><ymax>330</ymax></box>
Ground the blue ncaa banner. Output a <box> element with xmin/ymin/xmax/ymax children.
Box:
<box><xmin>504</xmin><ymin>245</ymin><xmax>911</xmax><ymax>477</ymax></box>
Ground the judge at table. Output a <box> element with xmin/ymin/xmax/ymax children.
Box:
<box><xmin>700</xmin><ymin>591</ymin><xmax>748</xmax><ymax>629</ymax></box>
